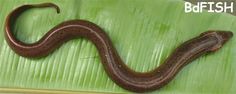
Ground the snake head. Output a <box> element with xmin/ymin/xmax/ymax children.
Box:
<box><xmin>200</xmin><ymin>30</ymin><xmax>233</xmax><ymax>52</ymax></box>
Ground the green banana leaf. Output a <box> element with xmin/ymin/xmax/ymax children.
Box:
<box><xmin>0</xmin><ymin>0</ymin><xmax>235</xmax><ymax>93</ymax></box>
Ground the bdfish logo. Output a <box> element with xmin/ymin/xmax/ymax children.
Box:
<box><xmin>185</xmin><ymin>1</ymin><xmax>234</xmax><ymax>13</ymax></box>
